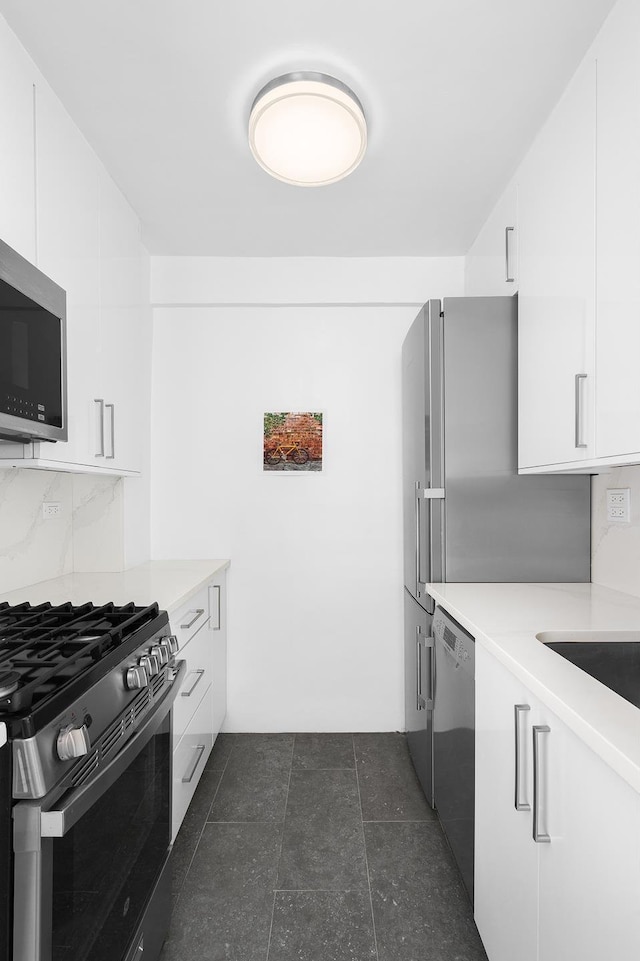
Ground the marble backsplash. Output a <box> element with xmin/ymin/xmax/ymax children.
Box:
<box><xmin>591</xmin><ymin>465</ymin><xmax>640</xmax><ymax>598</ymax></box>
<box><xmin>1</xmin><ymin>464</ymin><xmax>639</xmax><ymax>598</ymax></box>
<box><xmin>0</xmin><ymin>468</ymin><xmax>124</xmax><ymax>593</ymax></box>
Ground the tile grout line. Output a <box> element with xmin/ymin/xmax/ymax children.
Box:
<box><xmin>172</xmin><ymin>740</ymin><xmax>233</xmax><ymax>911</ymax></box>
<box><xmin>264</xmin><ymin>734</ymin><xmax>296</xmax><ymax>961</ymax></box>
<box><xmin>353</xmin><ymin>734</ymin><xmax>380</xmax><ymax>961</ymax></box>
<box><xmin>363</xmin><ymin>818</ymin><xmax>438</xmax><ymax>824</ymax></box>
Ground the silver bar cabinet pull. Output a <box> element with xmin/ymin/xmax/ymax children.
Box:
<box><xmin>505</xmin><ymin>226</ymin><xmax>516</xmax><ymax>283</ymax></box>
<box><xmin>574</xmin><ymin>374</ymin><xmax>587</xmax><ymax>449</ymax></box>
<box><xmin>532</xmin><ymin>724</ymin><xmax>551</xmax><ymax>843</ymax></box>
<box><xmin>514</xmin><ymin>704</ymin><xmax>531</xmax><ymax>811</ymax></box>
<box><xmin>182</xmin><ymin>744</ymin><xmax>206</xmax><ymax>783</ymax></box>
<box><xmin>94</xmin><ymin>399</ymin><xmax>105</xmax><ymax>457</ymax></box>
<box><xmin>105</xmin><ymin>402</ymin><xmax>115</xmax><ymax>459</ymax></box>
<box><xmin>181</xmin><ymin>669</ymin><xmax>205</xmax><ymax>698</ymax></box>
<box><xmin>416</xmin><ymin>632</ymin><xmax>423</xmax><ymax>711</ymax></box>
<box><xmin>181</xmin><ymin>608</ymin><xmax>205</xmax><ymax>630</ymax></box>
<box><xmin>209</xmin><ymin>584</ymin><xmax>221</xmax><ymax>630</ymax></box>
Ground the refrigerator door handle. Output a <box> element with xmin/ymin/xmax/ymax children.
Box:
<box><xmin>425</xmin><ymin>636</ymin><xmax>434</xmax><ymax>711</ymax></box>
<box><xmin>416</xmin><ymin>630</ymin><xmax>423</xmax><ymax>711</ymax></box>
<box><xmin>416</xmin><ymin>630</ymin><xmax>434</xmax><ymax>712</ymax></box>
<box><xmin>415</xmin><ymin>481</ymin><xmax>422</xmax><ymax>596</ymax></box>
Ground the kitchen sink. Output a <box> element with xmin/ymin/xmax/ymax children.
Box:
<box><xmin>536</xmin><ymin>631</ymin><xmax>640</xmax><ymax>709</ymax></box>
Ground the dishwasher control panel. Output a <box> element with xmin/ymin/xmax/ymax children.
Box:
<box><xmin>433</xmin><ymin>607</ymin><xmax>475</xmax><ymax>668</ymax></box>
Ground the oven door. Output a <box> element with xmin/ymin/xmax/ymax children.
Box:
<box><xmin>12</xmin><ymin>661</ymin><xmax>185</xmax><ymax>961</ymax></box>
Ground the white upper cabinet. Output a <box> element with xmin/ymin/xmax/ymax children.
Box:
<box><xmin>513</xmin><ymin>0</ymin><xmax>640</xmax><ymax>472</ymax></box>
<box><xmin>517</xmin><ymin>56</ymin><xmax>596</xmax><ymax>470</ymax></box>
<box><xmin>594</xmin><ymin>0</ymin><xmax>640</xmax><ymax>459</ymax></box>
<box><xmin>0</xmin><ymin>20</ymin><xmax>150</xmax><ymax>477</ymax></box>
<box><xmin>0</xmin><ymin>17</ymin><xmax>36</xmax><ymax>263</ymax></box>
<box><xmin>98</xmin><ymin>173</ymin><xmax>147</xmax><ymax>474</ymax></box>
<box><xmin>33</xmin><ymin>80</ymin><xmax>102</xmax><ymax>470</ymax></box>
<box><xmin>465</xmin><ymin>183</ymin><xmax>518</xmax><ymax>296</ymax></box>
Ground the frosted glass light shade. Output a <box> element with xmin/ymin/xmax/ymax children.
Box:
<box><xmin>248</xmin><ymin>73</ymin><xmax>367</xmax><ymax>186</ymax></box>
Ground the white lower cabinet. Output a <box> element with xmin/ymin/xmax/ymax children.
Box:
<box><xmin>172</xmin><ymin>683</ymin><xmax>214</xmax><ymax>840</ymax></box>
<box><xmin>170</xmin><ymin>571</ymin><xmax>227</xmax><ymax>842</ymax></box>
<box><xmin>475</xmin><ymin>644</ymin><xmax>640</xmax><ymax>961</ymax></box>
<box><xmin>475</xmin><ymin>648</ymin><xmax>538</xmax><ymax>961</ymax></box>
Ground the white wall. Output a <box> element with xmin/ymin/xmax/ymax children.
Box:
<box><xmin>151</xmin><ymin>304</ymin><xmax>413</xmax><ymax>732</ymax></box>
<box><xmin>151</xmin><ymin>256</ymin><xmax>465</xmax><ymax>306</ymax></box>
<box><xmin>150</xmin><ymin>256</ymin><xmax>464</xmax><ymax>732</ymax></box>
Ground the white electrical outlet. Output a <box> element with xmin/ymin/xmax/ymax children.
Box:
<box><xmin>606</xmin><ymin>488</ymin><xmax>630</xmax><ymax>524</ymax></box>
<box><xmin>42</xmin><ymin>502</ymin><xmax>62</xmax><ymax>519</ymax></box>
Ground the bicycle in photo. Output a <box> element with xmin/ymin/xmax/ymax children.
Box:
<box><xmin>264</xmin><ymin>441</ymin><xmax>310</xmax><ymax>465</ymax></box>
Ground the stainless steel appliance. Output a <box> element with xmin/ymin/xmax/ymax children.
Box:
<box><xmin>0</xmin><ymin>239</ymin><xmax>67</xmax><ymax>443</ymax></box>
<box><xmin>402</xmin><ymin>296</ymin><xmax>590</xmax><ymax>828</ymax></box>
<box><xmin>432</xmin><ymin>606</ymin><xmax>475</xmax><ymax>903</ymax></box>
<box><xmin>0</xmin><ymin>600</ymin><xmax>183</xmax><ymax>961</ymax></box>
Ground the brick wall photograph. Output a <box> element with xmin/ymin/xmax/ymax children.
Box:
<box><xmin>263</xmin><ymin>412</ymin><xmax>323</xmax><ymax>471</ymax></box>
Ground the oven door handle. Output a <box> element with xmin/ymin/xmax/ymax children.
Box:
<box><xmin>40</xmin><ymin>659</ymin><xmax>186</xmax><ymax>839</ymax></box>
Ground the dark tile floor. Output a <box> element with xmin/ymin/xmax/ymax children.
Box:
<box><xmin>160</xmin><ymin>733</ymin><xmax>488</xmax><ymax>961</ymax></box>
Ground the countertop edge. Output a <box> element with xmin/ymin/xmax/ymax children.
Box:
<box><xmin>0</xmin><ymin>559</ymin><xmax>231</xmax><ymax>615</ymax></box>
<box><xmin>426</xmin><ymin>583</ymin><xmax>640</xmax><ymax>796</ymax></box>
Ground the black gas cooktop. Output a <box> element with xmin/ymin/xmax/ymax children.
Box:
<box><xmin>0</xmin><ymin>601</ymin><xmax>166</xmax><ymax>735</ymax></box>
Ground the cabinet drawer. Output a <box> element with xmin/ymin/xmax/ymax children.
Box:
<box><xmin>170</xmin><ymin>585</ymin><xmax>210</xmax><ymax>650</ymax></box>
<box><xmin>173</xmin><ymin>623</ymin><xmax>215</xmax><ymax>742</ymax></box>
<box><xmin>172</xmin><ymin>683</ymin><xmax>214</xmax><ymax>842</ymax></box>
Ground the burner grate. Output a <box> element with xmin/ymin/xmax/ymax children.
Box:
<box><xmin>0</xmin><ymin>601</ymin><xmax>161</xmax><ymax>715</ymax></box>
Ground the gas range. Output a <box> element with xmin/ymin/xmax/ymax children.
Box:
<box><xmin>0</xmin><ymin>599</ymin><xmax>183</xmax><ymax>961</ymax></box>
<box><xmin>0</xmin><ymin>600</ymin><xmax>178</xmax><ymax>799</ymax></box>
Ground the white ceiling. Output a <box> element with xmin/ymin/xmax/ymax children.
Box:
<box><xmin>0</xmin><ymin>0</ymin><xmax>616</xmax><ymax>257</ymax></box>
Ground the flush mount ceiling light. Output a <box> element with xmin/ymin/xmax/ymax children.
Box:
<box><xmin>248</xmin><ymin>72</ymin><xmax>367</xmax><ymax>186</ymax></box>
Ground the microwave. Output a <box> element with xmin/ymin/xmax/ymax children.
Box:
<box><xmin>0</xmin><ymin>239</ymin><xmax>67</xmax><ymax>443</ymax></box>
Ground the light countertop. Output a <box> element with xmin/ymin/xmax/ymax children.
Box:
<box><xmin>0</xmin><ymin>559</ymin><xmax>230</xmax><ymax>614</ymax></box>
<box><xmin>426</xmin><ymin>582</ymin><xmax>640</xmax><ymax>794</ymax></box>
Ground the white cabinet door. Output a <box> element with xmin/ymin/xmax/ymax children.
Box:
<box><xmin>476</xmin><ymin>643</ymin><xmax>640</xmax><ymax>961</ymax></box>
<box><xmin>595</xmin><ymin>0</ymin><xmax>640</xmax><ymax>459</ymax></box>
<box><xmin>537</xmin><ymin>711</ymin><xmax>640</xmax><ymax>961</ymax></box>
<box><xmin>98</xmin><ymin>173</ymin><xmax>147</xmax><ymax>474</ymax></box>
<box><xmin>0</xmin><ymin>17</ymin><xmax>36</xmax><ymax>263</ymax></box>
<box><xmin>171</xmin><ymin>573</ymin><xmax>228</xmax><ymax>841</ymax></box>
<box><xmin>475</xmin><ymin>644</ymin><xmax>538</xmax><ymax>961</ymax></box>
<box><xmin>33</xmin><ymin>80</ymin><xmax>103</xmax><ymax>469</ymax></box>
<box><xmin>465</xmin><ymin>183</ymin><xmax>518</xmax><ymax>296</ymax></box>
<box><xmin>518</xmin><ymin>57</ymin><xmax>596</xmax><ymax>470</ymax></box>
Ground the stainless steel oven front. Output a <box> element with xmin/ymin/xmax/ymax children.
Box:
<box><xmin>12</xmin><ymin>660</ymin><xmax>185</xmax><ymax>961</ymax></box>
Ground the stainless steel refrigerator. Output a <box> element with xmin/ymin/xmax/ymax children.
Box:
<box><xmin>402</xmin><ymin>296</ymin><xmax>591</xmax><ymax>807</ymax></box>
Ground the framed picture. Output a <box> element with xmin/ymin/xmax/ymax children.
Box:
<box><xmin>263</xmin><ymin>412</ymin><xmax>323</xmax><ymax>471</ymax></box>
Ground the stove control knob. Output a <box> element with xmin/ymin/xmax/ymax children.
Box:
<box><xmin>151</xmin><ymin>644</ymin><xmax>169</xmax><ymax>667</ymax></box>
<box><xmin>57</xmin><ymin>724</ymin><xmax>91</xmax><ymax>761</ymax></box>
<box><xmin>139</xmin><ymin>654</ymin><xmax>157</xmax><ymax>677</ymax></box>
<box><xmin>166</xmin><ymin>635</ymin><xmax>179</xmax><ymax>655</ymax></box>
<box><xmin>125</xmin><ymin>665</ymin><xmax>149</xmax><ymax>690</ymax></box>
<box><xmin>160</xmin><ymin>638</ymin><xmax>175</xmax><ymax>661</ymax></box>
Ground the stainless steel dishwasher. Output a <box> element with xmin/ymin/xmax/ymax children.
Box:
<box><xmin>432</xmin><ymin>605</ymin><xmax>475</xmax><ymax>904</ymax></box>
